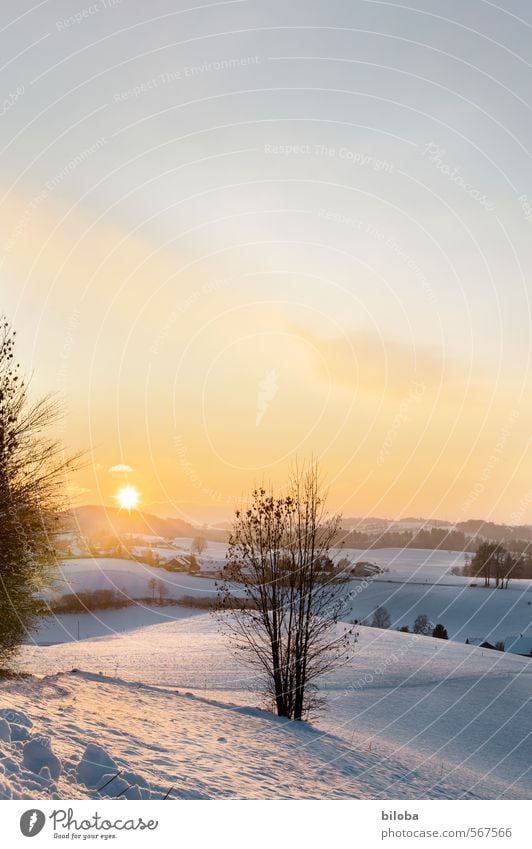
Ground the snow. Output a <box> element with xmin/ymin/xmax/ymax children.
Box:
<box><xmin>50</xmin><ymin>557</ymin><xmax>220</xmax><ymax>600</ymax></box>
<box><xmin>337</xmin><ymin>546</ymin><xmax>468</xmax><ymax>578</ymax></box>
<box><xmin>347</xmin><ymin>577</ymin><xmax>532</xmax><ymax>642</ymax></box>
<box><xmin>22</xmin><ymin>736</ymin><xmax>62</xmax><ymax>780</ymax></box>
<box><xmin>0</xmin><ymin>668</ymin><xmax>494</xmax><ymax>801</ymax></box>
<box><xmin>172</xmin><ymin>537</ymin><xmax>229</xmax><ymax>560</ymax></box>
<box><xmin>44</xmin><ymin>551</ymin><xmax>532</xmax><ymax>647</ymax></box>
<box><xmin>0</xmin><ymin>708</ymin><xmax>32</xmax><ymax>727</ymax></box>
<box><xmin>76</xmin><ymin>743</ymin><xmax>118</xmax><ymax>789</ymax></box>
<box><xmin>4</xmin><ymin>545</ymin><xmax>528</xmax><ymax>801</ymax></box>
<box><xmin>30</xmin><ymin>604</ymin><xmax>205</xmax><ymax>645</ymax></box>
<box><xmin>4</xmin><ymin>614</ymin><xmax>529</xmax><ymax>801</ymax></box>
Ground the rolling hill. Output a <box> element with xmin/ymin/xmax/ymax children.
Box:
<box><xmin>7</xmin><ymin>617</ymin><xmax>531</xmax><ymax>800</ymax></box>
<box><xmin>66</xmin><ymin>505</ymin><xmax>208</xmax><ymax>541</ymax></box>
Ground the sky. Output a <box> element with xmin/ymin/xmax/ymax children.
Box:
<box><xmin>1</xmin><ymin>0</ymin><xmax>532</xmax><ymax>524</ymax></box>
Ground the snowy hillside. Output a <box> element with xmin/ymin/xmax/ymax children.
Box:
<box><xmin>346</xmin><ymin>576</ymin><xmax>532</xmax><ymax>643</ymax></box>
<box><xmin>40</xmin><ymin>550</ymin><xmax>532</xmax><ymax>645</ymax></box>
<box><xmin>31</xmin><ymin>605</ymin><xmax>205</xmax><ymax>645</ymax></box>
<box><xmin>8</xmin><ymin>616</ymin><xmax>531</xmax><ymax>800</ymax></box>
<box><xmin>50</xmin><ymin>557</ymin><xmax>220</xmax><ymax>600</ymax></box>
<box><xmin>0</xmin><ymin>668</ymin><xmax>481</xmax><ymax>802</ymax></box>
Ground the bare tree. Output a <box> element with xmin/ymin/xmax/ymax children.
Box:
<box><xmin>157</xmin><ymin>581</ymin><xmax>168</xmax><ymax>605</ymax></box>
<box><xmin>191</xmin><ymin>536</ymin><xmax>207</xmax><ymax>557</ymax></box>
<box><xmin>217</xmin><ymin>462</ymin><xmax>356</xmax><ymax>720</ymax></box>
<box><xmin>491</xmin><ymin>544</ymin><xmax>508</xmax><ymax>589</ymax></box>
<box><xmin>0</xmin><ymin>317</ymin><xmax>81</xmax><ymax>667</ymax></box>
<box><xmin>370</xmin><ymin>606</ymin><xmax>391</xmax><ymax>629</ymax></box>
<box><xmin>413</xmin><ymin>613</ymin><xmax>432</xmax><ymax>635</ymax></box>
<box><xmin>148</xmin><ymin>577</ymin><xmax>158</xmax><ymax>602</ymax></box>
<box><xmin>470</xmin><ymin>541</ymin><xmax>503</xmax><ymax>587</ymax></box>
<box><xmin>500</xmin><ymin>551</ymin><xmax>522</xmax><ymax>590</ymax></box>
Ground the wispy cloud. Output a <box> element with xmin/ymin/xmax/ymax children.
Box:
<box><xmin>67</xmin><ymin>483</ymin><xmax>90</xmax><ymax>498</ymax></box>
<box><xmin>109</xmin><ymin>463</ymin><xmax>134</xmax><ymax>473</ymax></box>
<box><xmin>293</xmin><ymin>325</ymin><xmax>452</xmax><ymax>400</ymax></box>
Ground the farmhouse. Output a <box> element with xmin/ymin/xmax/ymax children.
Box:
<box><xmin>351</xmin><ymin>561</ymin><xmax>383</xmax><ymax>578</ymax></box>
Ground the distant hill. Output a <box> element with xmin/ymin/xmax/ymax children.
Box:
<box><xmin>455</xmin><ymin>520</ymin><xmax>532</xmax><ymax>543</ymax></box>
<box><xmin>65</xmin><ymin>507</ymin><xmax>532</xmax><ymax>549</ymax></box>
<box><xmin>341</xmin><ymin>516</ymin><xmax>532</xmax><ymax>550</ymax></box>
<box><xmin>341</xmin><ymin>517</ymin><xmax>393</xmax><ymax>530</ymax></box>
<box><xmin>65</xmin><ymin>505</ymin><xmax>228</xmax><ymax>542</ymax></box>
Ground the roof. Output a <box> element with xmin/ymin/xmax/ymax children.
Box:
<box><xmin>353</xmin><ymin>561</ymin><xmax>382</xmax><ymax>574</ymax></box>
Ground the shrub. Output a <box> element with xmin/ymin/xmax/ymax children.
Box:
<box><xmin>50</xmin><ymin>589</ymin><xmax>132</xmax><ymax>613</ymax></box>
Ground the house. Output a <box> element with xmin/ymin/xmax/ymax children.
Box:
<box><xmin>504</xmin><ymin>636</ymin><xmax>532</xmax><ymax>657</ymax></box>
<box><xmin>161</xmin><ymin>557</ymin><xmax>187</xmax><ymax>572</ymax></box>
<box><xmin>199</xmin><ymin>561</ymin><xmax>224</xmax><ymax>579</ymax></box>
<box><xmin>351</xmin><ymin>561</ymin><xmax>383</xmax><ymax>578</ymax></box>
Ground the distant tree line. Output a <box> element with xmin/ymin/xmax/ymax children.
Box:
<box><xmin>339</xmin><ymin>525</ymin><xmax>532</xmax><ymax>562</ymax></box>
<box><xmin>50</xmin><ymin>587</ymin><xmax>253</xmax><ymax>613</ymax></box>
<box><xmin>368</xmin><ymin>607</ymin><xmax>449</xmax><ymax>639</ymax></box>
<box><xmin>340</xmin><ymin>527</ymin><xmax>474</xmax><ymax>551</ymax></box>
<box><xmin>52</xmin><ymin>588</ymin><xmax>133</xmax><ymax>613</ymax></box>
<box><xmin>462</xmin><ymin>542</ymin><xmax>528</xmax><ymax>587</ymax></box>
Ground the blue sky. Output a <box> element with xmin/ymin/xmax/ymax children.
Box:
<box><xmin>1</xmin><ymin>0</ymin><xmax>532</xmax><ymax>522</ymax></box>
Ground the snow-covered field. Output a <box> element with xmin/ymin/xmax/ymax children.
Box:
<box><xmin>30</xmin><ymin>605</ymin><xmax>205</xmax><ymax>644</ymax></box>
<box><xmin>347</xmin><ymin>577</ymin><xmax>532</xmax><ymax>643</ymax></box>
<box><xmin>168</xmin><ymin>542</ymin><xmax>472</xmax><ymax>580</ymax></box>
<box><xmin>6</xmin><ymin>543</ymin><xmax>526</xmax><ymax>801</ymax></box>
<box><xmin>2</xmin><ymin>667</ymin><xmax>479</xmax><ymax>802</ymax></box>
<box><xmin>50</xmin><ymin>557</ymin><xmax>219</xmax><ymax>600</ymax></box>
<box><xmin>4</xmin><ymin>615</ymin><xmax>530</xmax><ymax>801</ymax></box>
<box><xmin>339</xmin><ymin>546</ymin><xmax>468</xmax><ymax>578</ymax></box>
<box><xmin>44</xmin><ymin>550</ymin><xmax>532</xmax><ymax>645</ymax></box>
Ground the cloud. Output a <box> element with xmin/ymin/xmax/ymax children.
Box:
<box><xmin>67</xmin><ymin>483</ymin><xmax>91</xmax><ymax>498</ymax></box>
<box><xmin>291</xmin><ymin>324</ymin><xmax>495</xmax><ymax>411</ymax></box>
<box><xmin>292</xmin><ymin>325</ymin><xmax>443</xmax><ymax>397</ymax></box>
<box><xmin>108</xmin><ymin>464</ymin><xmax>134</xmax><ymax>473</ymax></box>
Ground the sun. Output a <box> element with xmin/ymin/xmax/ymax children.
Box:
<box><xmin>116</xmin><ymin>485</ymin><xmax>140</xmax><ymax>510</ymax></box>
